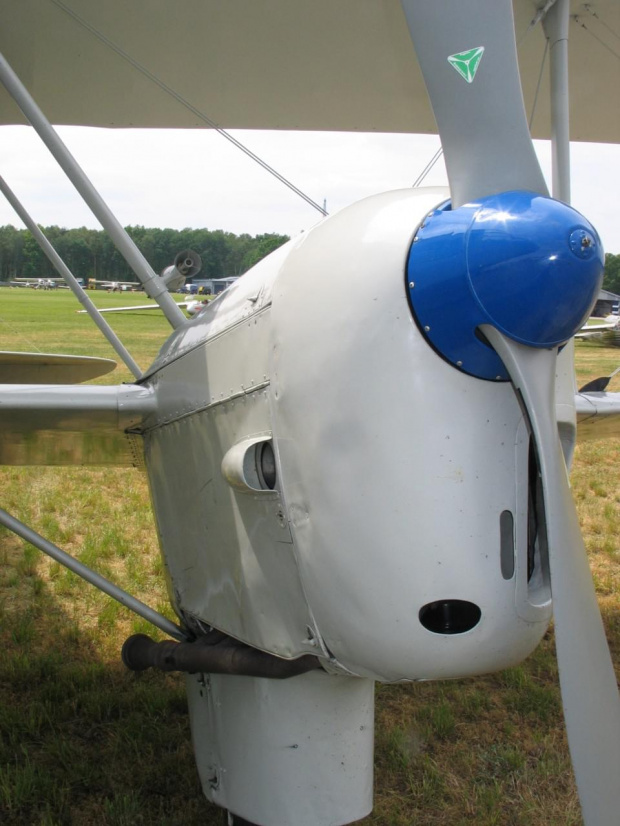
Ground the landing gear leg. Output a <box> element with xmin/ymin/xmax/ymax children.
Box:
<box><xmin>188</xmin><ymin>671</ymin><xmax>374</xmax><ymax>826</ymax></box>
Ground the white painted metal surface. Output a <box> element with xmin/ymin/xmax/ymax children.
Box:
<box><xmin>144</xmin><ymin>188</ymin><xmax>552</xmax><ymax>683</ymax></box>
<box><xmin>186</xmin><ymin>670</ymin><xmax>374</xmax><ymax>826</ymax></box>
<box><xmin>555</xmin><ymin>339</ymin><xmax>578</xmax><ymax>465</ymax></box>
<box><xmin>270</xmin><ymin>188</ymin><xmax>551</xmax><ymax>680</ymax></box>
<box><xmin>143</xmin><ymin>259</ymin><xmax>319</xmax><ymax>657</ymax></box>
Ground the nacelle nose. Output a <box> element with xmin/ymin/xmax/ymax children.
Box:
<box><xmin>146</xmin><ymin>190</ymin><xmax>557</xmax><ymax>683</ymax></box>
<box><xmin>406</xmin><ymin>191</ymin><xmax>604</xmax><ymax>380</ymax></box>
<box><xmin>270</xmin><ymin>189</ymin><xmax>552</xmax><ymax>682</ymax></box>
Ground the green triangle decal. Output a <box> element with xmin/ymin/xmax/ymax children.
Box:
<box><xmin>447</xmin><ymin>46</ymin><xmax>485</xmax><ymax>83</ymax></box>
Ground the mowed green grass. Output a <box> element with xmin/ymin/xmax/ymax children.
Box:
<box><xmin>0</xmin><ymin>289</ymin><xmax>178</xmax><ymax>380</ymax></box>
<box><xmin>0</xmin><ymin>289</ymin><xmax>618</xmax><ymax>826</ymax></box>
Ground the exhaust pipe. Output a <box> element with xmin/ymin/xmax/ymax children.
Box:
<box><xmin>160</xmin><ymin>249</ymin><xmax>202</xmax><ymax>292</ymax></box>
<box><xmin>122</xmin><ymin>630</ymin><xmax>322</xmax><ymax>679</ymax></box>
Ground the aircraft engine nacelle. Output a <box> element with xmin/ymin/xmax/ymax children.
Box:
<box><xmin>142</xmin><ymin>187</ymin><xmax>578</xmax><ymax>683</ymax></box>
<box><xmin>160</xmin><ymin>248</ymin><xmax>202</xmax><ymax>292</ymax></box>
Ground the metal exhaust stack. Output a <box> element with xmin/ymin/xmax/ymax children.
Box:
<box><xmin>122</xmin><ymin>631</ymin><xmax>322</xmax><ymax>679</ymax></box>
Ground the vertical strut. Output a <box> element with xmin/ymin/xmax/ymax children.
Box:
<box><xmin>543</xmin><ymin>0</ymin><xmax>571</xmax><ymax>203</ymax></box>
<box><xmin>0</xmin><ymin>507</ymin><xmax>188</xmax><ymax>642</ymax></box>
<box><xmin>542</xmin><ymin>0</ymin><xmax>578</xmax><ymax>475</ymax></box>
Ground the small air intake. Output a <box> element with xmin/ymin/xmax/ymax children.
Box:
<box><xmin>419</xmin><ymin>600</ymin><xmax>481</xmax><ymax>635</ymax></box>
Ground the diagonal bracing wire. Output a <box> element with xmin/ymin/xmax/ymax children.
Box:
<box><xmin>583</xmin><ymin>3</ymin><xmax>620</xmax><ymax>42</ymax></box>
<box><xmin>412</xmin><ymin>145</ymin><xmax>443</xmax><ymax>188</ymax></box>
<box><xmin>529</xmin><ymin>39</ymin><xmax>549</xmax><ymax>131</ymax></box>
<box><xmin>48</xmin><ymin>0</ymin><xmax>328</xmax><ymax>217</ymax></box>
<box><xmin>573</xmin><ymin>16</ymin><xmax>620</xmax><ymax>62</ymax></box>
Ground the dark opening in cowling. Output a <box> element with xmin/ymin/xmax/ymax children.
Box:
<box><xmin>256</xmin><ymin>441</ymin><xmax>277</xmax><ymax>490</ymax></box>
<box><xmin>419</xmin><ymin>600</ymin><xmax>481</xmax><ymax>635</ymax></box>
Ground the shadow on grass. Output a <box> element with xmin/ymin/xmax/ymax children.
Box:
<box><xmin>2</xmin><ymin>511</ymin><xmax>618</xmax><ymax>826</ymax></box>
<box><xmin>3</xmin><ymin>536</ymin><xmax>614</xmax><ymax>826</ymax></box>
<box><xmin>0</xmin><ymin>532</ymin><xmax>224</xmax><ymax>826</ymax></box>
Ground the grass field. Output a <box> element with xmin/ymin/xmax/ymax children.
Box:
<box><xmin>0</xmin><ymin>289</ymin><xmax>618</xmax><ymax>826</ymax></box>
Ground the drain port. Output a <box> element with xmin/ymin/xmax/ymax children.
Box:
<box><xmin>419</xmin><ymin>600</ymin><xmax>481</xmax><ymax>635</ymax></box>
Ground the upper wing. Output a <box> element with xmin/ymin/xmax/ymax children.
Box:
<box><xmin>0</xmin><ymin>0</ymin><xmax>617</xmax><ymax>142</ymax></box>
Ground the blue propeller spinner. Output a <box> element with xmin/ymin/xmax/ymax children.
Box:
<box><xmin>406</xmin><ymin>191</ymin><xmax>604</xmax><ymax>380</ymax></box>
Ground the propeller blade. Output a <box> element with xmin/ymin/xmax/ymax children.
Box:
<box><xmin>481</xmin><ymin>325</ymin><xmax>620</xmax><ymax>825</ymax></box>
<box><xmin>400</xmin><ymin>0</ymin><xmax>547</xmax><ymax>207</ymax></box>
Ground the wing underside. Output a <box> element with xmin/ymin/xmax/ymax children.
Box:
<box><xmin>0</xmin><ymin>0</ymin><xmax>617</xmax><ymax>142</ymax></box>
<box><xmin>0</xmin><ymin>384</ymin><xmax>154</xmax><ymax>467</ymax></box>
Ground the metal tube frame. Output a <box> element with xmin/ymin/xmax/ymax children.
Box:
<box><xmin>0</xmin><ymin>50</ymin><xmax>186</xmax><ymax>330</ymax></box>
<box><xmin>0</xmin><ymin>506</ymin><xmax>188</xmax><ymax>642</ymax></box>
<box><xmin>543</xmin><ymin>0</ymin><xmax>571</xmax><ymax>204</ymax></box>
<box><xmin>0</xmin><ymin>175</ymin><xmax>143</xmax><ymax>380</ymax></box>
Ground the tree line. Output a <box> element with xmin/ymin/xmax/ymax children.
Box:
<box><xmin>604</xmin><ymin>253</ymin><xmax>620</xmax><ymax>296</ymax></box>
<box><xmin>0</xmin><ymin>225</ymin><xmax>289</xmax><ymax>283</ymax></box>
<box><xmin>1</xmin><ymin>224</ymin><xmax>619</xmax><ymax>295</ymax></box>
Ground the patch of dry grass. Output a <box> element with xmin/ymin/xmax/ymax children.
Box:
<box><xmin>0</xmin><ymin>292</ymin><xmax>618</xmax><ymax>824</ymax></box>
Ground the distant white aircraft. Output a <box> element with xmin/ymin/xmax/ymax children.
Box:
<box><xmin>87</xmin><ymin>278</ymin><xmax>140</xmax><ymax>292</ymax></box>
<box><xmin>575</xmin><ymin>314</ymin><xmax>620</xmax><ymax>339</ymax></box>
<box><xmin>11</xmin><ymin>277</ymin><xmax>60</xmax><ymax>289</ymax></box>
<box><xmin>77</xmin><ymin>298</ymin><xmax>210</xmax><ymax>318</ymax></box>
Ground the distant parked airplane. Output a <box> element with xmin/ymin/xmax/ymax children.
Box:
<box><xmin>575</xmin><ymin>314</ymin><xmax>620</xmax><ymax>339</ymax></box>
<box><xmin>11</xmin><ymin>277</ymin><xmax>60</xmax><ymax>289</ymax></box>
<box><xmin>87</xmin><ymin>278</ymin><xmax>140</xmax><ymax>292</ymax></box>
<box><xmin>77</xmin><ymin>298</ymin><xmax>210</xmax><ymax>318</ymax></box>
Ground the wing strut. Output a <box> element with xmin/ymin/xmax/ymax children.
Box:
<box><xmin>542</xmin><ymin>0</ymin><xmax>571</xmax><ymax>202</ymax></box>
<box><xmin>0</xmin><ymin>51</ymin><xmax>186</xmax><ymax>330</ymax></box>
<box><xmin>0</xmin><ymin>176</ymin><xmax>142</xmax><ymax>380</ymax></box>
<box><xmin>0</xmin><ymin>506</ymin><xmax>188</xmax><ymax>642</ymax></box>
